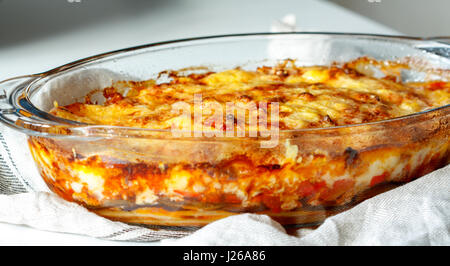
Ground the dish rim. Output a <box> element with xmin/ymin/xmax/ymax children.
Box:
<box><xmin>1</xmin><ymin>31</ymin><xmax>449</xmax><ymax>138</ymax></box>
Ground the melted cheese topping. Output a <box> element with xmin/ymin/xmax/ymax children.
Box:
<box><xmin>50</xmin><ymin>57</ymin><xmax>449</xmax><ymax>131</ymax></box>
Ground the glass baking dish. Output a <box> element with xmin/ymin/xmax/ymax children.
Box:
<box><xmin>0</xmin><ymin>33</ymin><xmax>449</xmax><ymax>228</ymax></box>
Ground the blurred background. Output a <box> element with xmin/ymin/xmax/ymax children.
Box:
<box><xmin>330</xmin><ymin>0</ymin><xmax>449</xmax><ymax>37</ymax></box>
<box><xmin>0</xmin><ymin>0</ymin><xmax>447</xmax><ymax>47</ymax></box>
<box><xmin>0</xmin><ymin>0</ymin><xmax>447</xmax><ymax>80</ymax></box>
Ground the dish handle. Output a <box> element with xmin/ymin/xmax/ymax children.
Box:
<box><xmin>0</xmin><ymin>75</ymin><xmax>40</xmax><ymax>132</ymax></box>
<box><xmin>426</xmin><ymin>36</ymin><xmax>450</xmax><ymax>44</ymax></box>
<box><xmin>419</xmin><ymin>36</ymin><xmax>450</xmax><ymax>59</ymax></box>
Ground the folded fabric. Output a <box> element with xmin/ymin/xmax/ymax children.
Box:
<box><xmin>0</xmin><ymin>191</ymin><xmax>190</xmax><ymax>242</ymax></box>
<box><xmin>161</xmin><ymin>164</ymin><xmax>450</xmax><ymax>245</ymax></box>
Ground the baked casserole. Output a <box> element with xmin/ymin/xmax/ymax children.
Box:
<box><xmin>1</xmin><ymin>33</ymin><xmax>449</xmax><ymax>227</ymax></box>
<box><xmin>28</xmin><ymin>57</ymin><xmax>450</xmax><ymax>225</ymax></box>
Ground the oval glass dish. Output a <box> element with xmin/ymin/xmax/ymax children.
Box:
<box><xmin>0</xmin><ymin>33</ymin><xmax>449</xmax><ymax>228</ymax></box>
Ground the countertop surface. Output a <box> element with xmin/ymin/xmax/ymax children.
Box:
<box><xmin>0</xmin><ymin>0</ymin><xmax>398</xmax><ymax>245</ymax></box>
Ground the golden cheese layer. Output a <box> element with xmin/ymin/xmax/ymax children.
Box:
<box><xmin>50</xmin><ymin>57</ymin><xmax>450</xmax><ymax>131</ymax></box>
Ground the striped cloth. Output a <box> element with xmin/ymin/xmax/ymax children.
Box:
<box><xmin>0</xmin><ymin>125</ymin><xmax>193</xmax><ymax>242</ymax></box>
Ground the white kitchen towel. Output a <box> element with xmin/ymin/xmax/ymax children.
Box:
<box><xmin>162</xmin><ymin>164</ymin><xmax>450</xmax><ymax>245</ymax></box>
<box><xmin>0</xmin><ymin>125</ymin><xmax>193</xmax><ymax>242</ymax></box>
<box><xmin>1</xmin><ymin>123</ymin><xmax>449</xmax><ymax>245</ymax></box>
